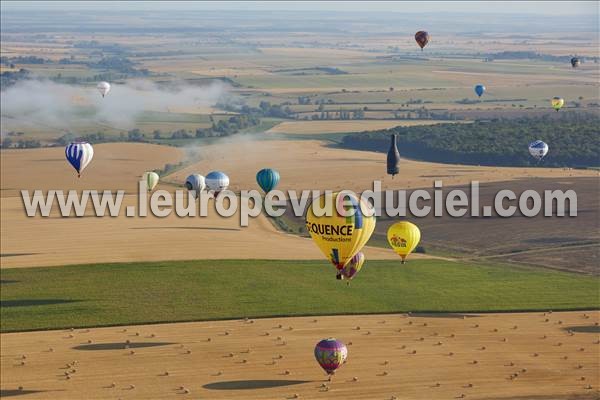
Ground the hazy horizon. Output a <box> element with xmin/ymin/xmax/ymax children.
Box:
<box><xmin>2</xmin><ymin>1</ymin><xmax>599</xmax><ymax>17</ymax></box>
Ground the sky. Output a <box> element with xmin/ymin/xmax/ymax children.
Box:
<box><xmin>2</xmin><ymin>1</ymin><xmax>598</xmax><ymax>16</ymax></box>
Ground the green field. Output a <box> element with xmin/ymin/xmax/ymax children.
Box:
<box><xmin>1</xmin><ymin>259</ymin><xmax>598</xmax><ymax>332</ymax></box>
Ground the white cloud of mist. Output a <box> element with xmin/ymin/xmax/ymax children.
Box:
<box><xmin>1</xmin><ymin>79</ymin><xmax>228</xmax><ymax>135</ymax></box>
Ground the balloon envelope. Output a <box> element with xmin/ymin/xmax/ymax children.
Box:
<box><xmin>144</xmin><ymin>172</ymin><xmax>159</xmax><ymax>191</ymax></box>
<box><xmin>256</xmin><ymin>168</ymin><xmax>280</xmax><ymax>193</ymax></box>
<box><xmin>528</xmin><ymin>140</ymin><xmax>549</xmax><ymax>161</ymax></box>
<box><xmin>415</xmin><ymin>31</ymin><xmax>430</xmax><ymax>50</ymax></box>
<box><xmin>474</xmin><ymin>84</ymin><xmax>485</xmax><ymax>97</ymax></box>
<box><xmin>206</xmin><ymin>171</ymin><xmax>230</xmax><ymax>194</ymax></box>
<box><xmin>97</xmin><ymin>81</ymin><xmax>111</xmax><ymax>97</ymax></box>
<box><xmin>341</xmin><ymin>251</ymin><xmax>365</xmax><ymax>281</ymax></box>
<box><xmin>571</xmin><ymin>57</ymin><xmax>580</xmax><ymax>68</ymax></box>
<box><xmin>185</xmin><ymin>174</ymin><xmax>206</xmax><ymax>197</ymax></box>
<box><xmin>387</xmin><ymin>221</ymin><xmax>421</xmax><ymax>262</ymax></box>
<box><xmin>551</xmin><ymin>97</ymin><xmax>564</xmax><ymax>111</ymax></box>
<box><xmin>387</xmin><ymin>134</ymin><xmax>400</xmax><ymax>177</ymax></box>
<box><xmin>314</xmin><ymin>338</ymin><xmax>348</xmax><ymax>375</ymax></box>
<box><xmin>306</xmin><ymin>192</ymin><xmax>376</xmax><ymax>271</ymax></box>
<box><xmin>65</xmin><ymin>141</ymin><xmax>94</xmax><ymax>177</ymax></box>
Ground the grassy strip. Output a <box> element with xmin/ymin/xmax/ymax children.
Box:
<box><xmin>1</xmin><ymin>259</ymin><xmax>598</xmax><ymax>332</ymax></box>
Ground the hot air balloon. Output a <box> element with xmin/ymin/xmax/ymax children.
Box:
<box><xmin>415</xmin><ymin>31</ymin><xmax>430</xmax><ymax>51</ymax></box>
<box><xmin>256</xmin><ymin>168</ymin><xmax>280</xmax><ymax>193</ymax></box>
<box><xmin>185</xmin><ymin>174</ymin><xmax>206</xmax><ymax>198</ymax></box>
<box><xmin>551</xmin><ymin>97</ymin><xmax>564</xmax><ymax>112</ymax></box>
<box><xmin>65</xmin><ymin>141</ymin><xmax>94</xmax><ymax>178</ymax></box>
<box><xmin>143</xmin><ymin>172</ymin><xmax>159</xmax><ymax>191</ymax></box>
<box><xmin>305</xmin><ymin>192</ymin><xmax>376</xmax><ymax>271</ymax></box>
<box><xmin>528</xmin><ymin>140</ymin><xmax>549</xmax><ymax>161</ymax></box>
<box><xmin>340</xmin><ymin>251</ymin><xmax>365</xmax><ymax>284</ymax></box>
<box><xmin>97</xmin><ymin>81</ymin><xmax>111</xmax><ymax>98</ymax></box>
<box><xmin>314</xmin><ymin>338</ymin><xmax>348</xmax><ymax>380</ymax></box>
<box><xmin>387</xmin><ymin>134</ymin><xmax>400</xmax><ymax>178</ymax></box>
<box><xmin>387</xmin><ymin>221</ymin><xmax>421</xmax><ymax>264</ymax></box>
<box><xmin>570</xmin><ymin>57</ymin><xmax>580</xmax><ymax>68</ymax></box>
<box><xmin>205</xmin><ymin>171</ymin><xmax>229</xmax><ymax>195</ymax></box>
<box><xmin>474</xmin><ymin>84</ymin><xmax>485</xmax><ymax>98</ymax></box>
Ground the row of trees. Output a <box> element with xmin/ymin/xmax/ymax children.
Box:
<box><xmin>46</xmin><ymin>114</ymin><xmax>263</xmax><ymax>147</ymax></box>
<box><xmin>339</xmin><ymin>113</ymin><xmax>600</xmax><ymax>168</ymax></box>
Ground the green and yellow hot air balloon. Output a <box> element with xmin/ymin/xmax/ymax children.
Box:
<box><xmin>387</xmin><ymin>221</ymin><xmax>421</xmax><ymax>264</ymax></box>
<box><xmin>143</xmin><ymin>171</ymin><xmax>159</xmax><ymax>191</ymax></box>
<box><xmin>306</xmin><ymin>192</ymin><xmax>376</xmax><ymax>272</ymax></box>
<box><xmin>551</xmin><ymin>97</ymin><xmax>564</xmax><ymax>112</ymax></box>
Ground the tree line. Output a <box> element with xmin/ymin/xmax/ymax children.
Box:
<box><xmin>339</xmin><ymin>113</ymin><xmax>600</xmax><ymax>168</ymax></box>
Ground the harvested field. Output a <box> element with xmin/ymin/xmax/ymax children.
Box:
<box><xmin>0</xmin><ymin>143</ymin><xmax>184</xmax><ymax>198</ymax></box>
<box><xmin>1</xmin><ymin>311</ymin><xmax>598</xmax><ymax>399</ymax></box>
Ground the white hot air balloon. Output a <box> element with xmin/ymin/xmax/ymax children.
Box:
<box><xmin>97</xmin><ymin>81</ymin><xmax>111</xmax><ymax>98</ymax></box>
<box><xmin>205</xmin><ymin>171</ymin><xmax>229</xmax><ymax>195</ymax></box>
<box><xmin>185</xmin><ymin>174</ymin><xmax>206</xmax><ymax>198</ymax></box>
<box><xmin>528</xmin><ymin>140</ymin><xmax>549</xmax><ymax>161</ymax></box>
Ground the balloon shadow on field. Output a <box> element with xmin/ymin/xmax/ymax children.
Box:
<box><xmin>73</xmin><ymin>342</ymin><xmax>177</xmax><ymax>351</ymax></box>
<box><xmin>564</xmin><ymin>325</ymin><xmax>600</xmax><ymax>334</ymax></box>
<box><xmin>203</xmin><ymin>380</ymin><xmax>310</xmax><ymax>390</ymax></box>
<box><xmin>1</xmin><ymin>299</ymin><xmax>81</xmax><ymax>308</ymax></box>
<box><xmin>129</xmin><ymin>226</ymin><xmax>241</xmax><ymax>232</ymax></box>
<box><xmin>1</xmin><ymin>389</ymin><xmax>57</xmax><ymax>397</ymax></box>
<box><xmin>0</xmin><ymin>253</ymin><xmax>39</xmax><ymax>258</ymax></box>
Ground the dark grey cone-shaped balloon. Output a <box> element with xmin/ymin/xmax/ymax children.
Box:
<box><xmin>387</xmin><ymin>134</ymin><xmax>400</xmax><ymax>177</ymax></box>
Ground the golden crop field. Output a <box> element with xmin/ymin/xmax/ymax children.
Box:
<box><xmin>1</xmin><ymin>311</ymin><xmax>598</xmax><ymax>399</ymax></box>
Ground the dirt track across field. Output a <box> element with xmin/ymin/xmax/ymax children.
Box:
<box><xmin>1</xmin><ymin>311</ymin><xmax>598</xmax><ymax>399</ymax></box>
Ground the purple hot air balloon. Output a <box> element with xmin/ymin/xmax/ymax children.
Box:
<box><xmin>341</xmin><ymin>252</ymin><xmax>365</xmax><ymax>283</ymax></box>
<box><xmin>314</xmin><ymin>338</ymin><xmax>348</xmax><ymax>379</ymax></box>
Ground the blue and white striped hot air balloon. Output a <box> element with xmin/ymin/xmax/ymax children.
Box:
<box><xmin>65</xmin><ymin>141</ymin><xmax>94</xmax><ymax>177</ymax></box>
<box><xmin>205</xmin><ymin>171</ymin><xmax>229</xmax><ymax>195</ymax></box>
<box><xmin>528</xmin><ymin>140</ymin><xmax>549</xmax><ymax>162</ymax></box>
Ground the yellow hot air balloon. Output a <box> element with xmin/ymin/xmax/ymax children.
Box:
<box><xmin>551</xmin><ymin>97</ymin><xmax>564</xmax><ymax>112</ymax></box>
<box><xmin>306</xmin><ymin>192</ymin><xmax>376</xmax><ymax>271</ymax></box>
<box><xmin>387</xmin><ymin>221</ymin><xmax>421</xmax><ymax>264</ymax></box>
<box><xmin>143</xmin><ymin>171</ymin><xmax>159</xmax><ymax>191</ymax></box>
